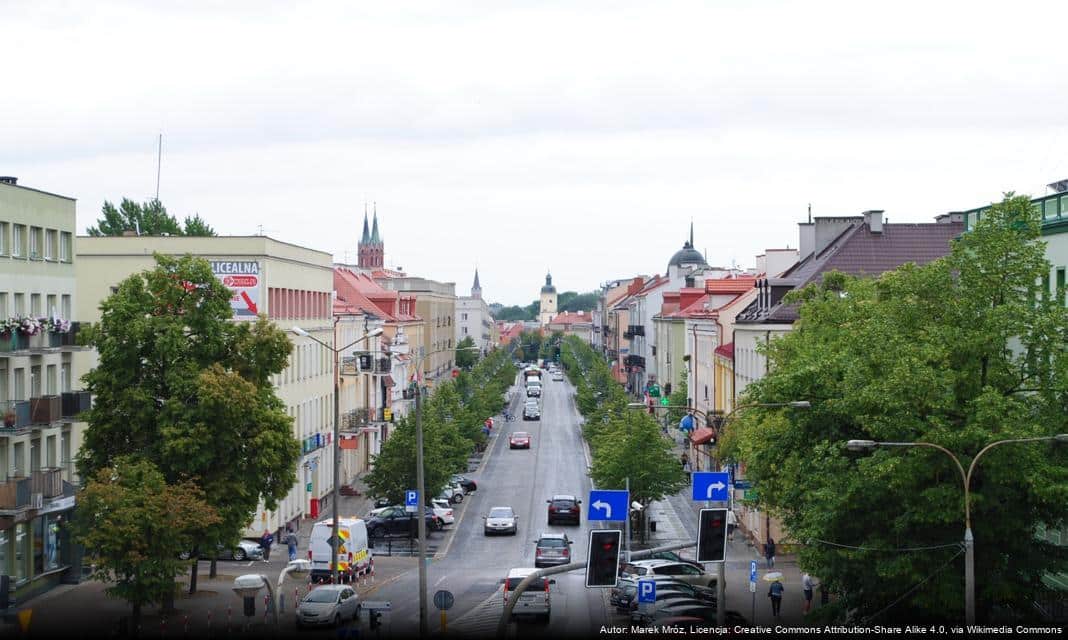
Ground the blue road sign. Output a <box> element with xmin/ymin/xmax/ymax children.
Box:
<box><xmin>637</xmin><ymin>579</ymin><xmax>656</xmax><ymax>603</ymax></box>
<box><xmin>405</xmin><ymin>490</ymin><xmax>419</xmax><ymax>507</ymax></box>
<box><xmin>750</xmin><ymin>560</ymin><xmax>758</xmax><ymax>584</ymax></box>
<box><xmin>692</xmin><ymin>472</ymin><xmax>730</xmax><ymax>502</ymax></box>
<box><xmin>587</xmin><ymin>490</ymin><xmax>629</xmax><ymax>521</ymax></box>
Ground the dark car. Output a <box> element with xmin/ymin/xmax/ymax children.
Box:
<box><xmin>546</xmin><ymin>495</ymin><xmax>581</xmax><ymax>525</ymax></box>
<box><xmin>533</xmin><ymin>532</ymin><xmax>572</xmax><ymax>568</ymax></box>
<box><xmin>451</xmin><ymin>475</ymin><xmax>478</xmax><ymax>493</ymax></box>
<box><xmin>365</xmin><ymin>506</ymin><xmax>438</xmax><ymax>538</ymax></box>
<box><xmin>610</xmin><ymin>576</ymin><xmax>715</xmax><ymax>610</ymax></box>
<box><xmin>636</xmin><ymin>602</ymin><xmax>748</xmax><ymax>626</ymax></box>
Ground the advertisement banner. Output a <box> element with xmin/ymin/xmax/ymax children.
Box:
<box><xmin>210</xmin><ymin>260</ymin><xmax>261</xmax><ymax>318</ymax></box>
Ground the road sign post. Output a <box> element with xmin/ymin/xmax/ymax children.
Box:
<box><xmin>405</xmin><ymin>489</ymin><xmax>418</xmax><ymax>513</ymax></box>
<box><xmin>433</xmin><ymin>590</ymin><xmax>453</xmax><ymax>632</ymax></box>
<box><xmin>637</xmin><ymin>578</ymin><xmax>656</xmax><ymax>617</ymax></box>
<box><xmin>750</xmin><ymin>560</ymin><xmax>758</xmax><ymax>622</ymax></box>
<box><xmin>692</xmin><ymin>472</ymin><xmax>730</xmax><ymax>502</ymax></box>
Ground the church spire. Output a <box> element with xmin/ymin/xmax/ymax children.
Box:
<box><xmin>361</xmin><ymin>204</ymin><xmax>370</xmax><ymax>244</ymax></box>
<box><xmin>473</xmin><ymin>268</ymin><xmax>481</xmax><ymax>291</ymax></box>
<box><xmin>472</xmin><ymin>268</ymin><xmax>482</xmax><ymax>298</ymax></box>
<box><xmin>689</xmin><ymin>219</ymin><xmax>694</xmax><ymax>247</ymax></box>
<box><xmin>371</xmin><ymin>202</ymin><xmax>381</xmax><ymax>244</ymax></box>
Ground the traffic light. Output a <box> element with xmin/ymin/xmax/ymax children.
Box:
<box><xmin>369</xmin><ymin>609</ymin><xmax>382</xmax><ymax>629</ymax></box>
<box><xmin>585</xmin><ymin>529</ymin><xmax>622</xmax><ymax>587</ymax></box>
<box><xmin>358</xmin><ymin>353</ymin><xmax>373</xmax><ymax>372</ymax></box>
<box><xmin>697</xmin><ymin>508</ymin><xmax>728</xmax><ymax>562</ymax></box>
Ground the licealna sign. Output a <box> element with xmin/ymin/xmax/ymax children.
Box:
<box><xmin>209</xmin><ymin>260</ymin><xmax>260</xmax><ymax>318</ymax></box>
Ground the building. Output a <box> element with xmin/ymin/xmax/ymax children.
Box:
<box><xmin>0</xmin><ymin>177</ymin><xmax>85</xmax><ymax>604</ymax></box>
<box><xmin>496</xmin><ymin>322</ymin><xmax>524</xmax><ymax>347</ymax></box>
<box><xmin>606</xmin><ymin>277</ymin><xmax>646</xmax><ymax>384</ymax></box>
<box><xmin>358</xmin><ymin>206</ymin><xmax>384</xmax><ymax>270</ymax></box>
<box><xmin>538</xmin><ymin>273</ymin><xmax>557</xmax><ymax>326</ymax></box>
<box><xmin>456</xmin><ymin>269</ymin><xmax>492</xmax><ymax>354</ymax></box>
<box><xmin>731</xmin><ymin>209</ymin><xmax>962</xmax><ymax>546</ymax></box>
<box><xmin>76</xmin><ymin>235</ymin><xmax>337</xmax><ymax>539</ymax></box>
<box><xmin>545</xmin><ymin>311</ymin><xmax>593</xmax><ymax>344</ymax></box>
<box><xmin>376</xmin><ymin>275</ymin><xmax>456</xmax><ymax>383</ymax></box>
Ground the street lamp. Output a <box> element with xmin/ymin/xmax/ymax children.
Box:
<box><xmin>291</xmin><ymin>324</ymin><xmax>383</xmax><ymax>585</ymax></box>
<box><xmin>407</xmin><ymin>345</ymin><xmax>481</xmax><ymax>638</ymax></box>
<box><xmin>845</xmin><ymin>434</ymin><xmax>1068</xmax><ymax>625</ymax></box>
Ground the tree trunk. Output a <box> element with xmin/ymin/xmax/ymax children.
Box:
<box><xmin>188</xmin><ymin>555</ymin><xmax>199</xmax><ymax>595</ymax></box>
<box><xmin>209</xmin><ymin>557</ymin><xmax>218</xmax><ymax>579</ymax></box>
<box><xmin>161</xmin><ymin>583</ymin><xmax>176</xmax><ymax>615</ymax></box>
<box><xmin>131</xmin><ymin>602</ymin><xmax>141</xmax><ymax>639</ymax></box>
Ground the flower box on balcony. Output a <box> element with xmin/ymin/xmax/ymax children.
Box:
<box><xmin>31</xmin><ymin>395</ymin><xmax>62</xmax><ymax>424</ymax></box>
<box><xmin>46</xmin><ymin>332</ymin><xmax>63</xmax><ymax>348</ymax></box>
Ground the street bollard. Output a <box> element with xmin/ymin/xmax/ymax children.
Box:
<box><xmin>371</xmin><ymin>557</ymin><xmax>375</xmax><ymax>584</ymax></box>
<box><xmin>227</xmin><ymin>605</ymin><xmax>232</xmax><ymax>635</ymax></box>
<box><xmin>183</xmin><ymin>615</ymin><xmax>189</xmax><ymax>639</ymax></box>
<box><xmin>161</xmin><ymin>617</ymin><xmax>166</xmax><ymax>639</ymax></box>
<box><xmin>264</xmin><ymin>594</ymin><xmax>270</xmax><ymax>624</ymax></box>
<box><xmin>207</xmin><ymin>610</ymin><xmax>212</xmax><ymax>639</ymax></box>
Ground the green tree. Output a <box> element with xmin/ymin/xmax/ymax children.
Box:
<box><xmin>87</xmin><ymin>198</ymin><xmax>217</xmax><ymax>237</ymax></box>
<box><xmin>78</xmin><ymin>254</ymin><xmax>300</xmax><ymax>592</ymax></box>
<box><xmin>727</xmin><ymin>194</ymin><xmax>1068</xmax><ymax>623</ymax></box>
<box><xmin>492</xmin><ymin>305</ymin><xmax>534</xmax><ymax>321</ymax></box>
<box><xmin>665</xmin><ymin>372</ymin><xmax>689</xmax><ymax>426</ymax></box>
<box><xmin>455</xmin><ymin>336</ymin><xmax>479</xmax><ymax>369</ymax></box>
<box><xmin>74</xmin><ymin>458</ymin><xmax>220</xmax><ymax>634</ymax></box>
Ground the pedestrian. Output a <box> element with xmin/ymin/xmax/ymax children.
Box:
<box><xmin>764</xmin><ymin>537</ymin><xmax>776</xmax><ymax>569</ymax></box>
<box><xmin>768</xmin><ymin>579</ymin><xmax>784</xmax><ymax>618</ymax></box>
<box><xmin>260</xmin><ymin>529</ymin><xmax>274</xmax><ymax>563</ymax></box>
<box><xmin>802</xmin><ymin>572</ymin><xmax>815</xmax><ymax>613</ymax></box>
<box><xmin>285</xmin><ymin>528</ymin><xmax>298</xmax><ymax>562</ymax></box>
<box><xmin>726</xmin><ymin>509</ymin><xmax>738</xmax><ymax>542</ymax></box>
<box><xmin>679</xmin><ymin>452</ymin><xmax>689</xmax><ymax>469</ymax></box>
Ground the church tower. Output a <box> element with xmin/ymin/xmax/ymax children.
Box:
<box><xmin>358</xmin><ymin>203</ymin><xmax>384</xmax><ymax>269</ymax></box>
<box><xmin>539</xmin><ymin>272</ymin><xmax>557</xmax><ymax>326</ymax></box>
<box><xmin>471</xmin><ymin>268</ymin><xmax>482</xmax><ymax>299</ymax></box>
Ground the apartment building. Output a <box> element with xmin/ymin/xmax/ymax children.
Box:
<box><xmin>376</xmin><ymin>275</ymin><xmax>456</xmax><ymax>383</ymax></box>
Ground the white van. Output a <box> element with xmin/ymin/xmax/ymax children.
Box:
<box><xmin>309</xmin><ymin>518</ymin><xmax>370</xmax><ymax>583</ymax></box>
<box><xmin>526</xmin><ymin>380</ymin><xmax>542</xmax><ymax>397</ymax></box>
<box><xmin>503</xmin><ymin>567</ymin><xmax>554</xmax><ymax>621</ymax></box>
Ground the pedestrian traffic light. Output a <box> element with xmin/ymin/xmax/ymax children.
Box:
<box><xmin>585</xmin><ymin>529</ymin><xmax>622</xmax><ymax>587</ymax></box>
<box><xmin>369</xmin><ymin>609</ymin><xmax>382</xmax><ymax>629</ymax></box>
<box><xmin>697</xmin><ymin>508</ymin><xmax>728</xmax><ymax>562</ymax></box>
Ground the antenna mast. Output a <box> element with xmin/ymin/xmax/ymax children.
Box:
<box><xmin>155</xmin><ymin>133</ymin><xmax>162</xmax><ymax>201</ymax></box>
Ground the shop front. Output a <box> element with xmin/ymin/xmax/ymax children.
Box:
<box><xmin>0</xmin><ymin>494</ymin><xmax>79</xmax><ymax>606</ymax></box>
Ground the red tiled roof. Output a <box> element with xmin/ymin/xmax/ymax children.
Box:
<box><xmin>705</xmin><ymin>277</ymin><xmax>757</xmax><ymax>294</ymax></box>
<box><xmin>334</xmin><ymin>267</ymin><xmax>421</xmax><ymax>322</ymax></box>
<box><xmin>549</xmin><ymin>312</ymin><xmax>592</xmax><ymax>325</ymax></box>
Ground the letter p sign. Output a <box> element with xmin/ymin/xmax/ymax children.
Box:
<box><xmin>637</xmin><ymin>579</ymin><xmax>656</xmax><ymax>603</ymax></box>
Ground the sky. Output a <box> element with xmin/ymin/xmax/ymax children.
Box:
<box><xmin>3</xmin><ymin>0</ymin><xmax>1067</xmax><ymax>305</ymax></box>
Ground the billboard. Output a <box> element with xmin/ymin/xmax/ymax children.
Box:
<box><xmin>210</xmin><ymin>260</ymin><xmax>261</xmax><ymax>318</ymax></box>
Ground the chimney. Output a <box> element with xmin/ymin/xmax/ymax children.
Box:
<box><xmin>0</xmin><ymin>176</ymin><xmax>17</xmax><ymax>186</ymax></box>
<box><xmin>798</xmin><ymin>222</ymin><xmax>815</xmax><ymax>259</ymax></box>
<box><xmin>863</xmin><ymin>210</ymin><xmax>884</xmax><ymax>233</ymax></box>
<box><xmin>936</xmin><ymin>212</ymin><xmax>965</xmax><ymax>224</ymax></box>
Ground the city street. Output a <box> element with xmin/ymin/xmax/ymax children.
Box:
<box><xmin>367</xmin><ymin>374</ymin><xmax>615</xmax><ymax>637</ymax></box>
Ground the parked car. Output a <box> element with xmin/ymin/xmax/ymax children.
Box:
<box><xmin>546</xmin><ymin>495</ymin><xmax>581</xmax><ymax>525</ymax></box>
<box><xmin>365</xmin><ymin>505</ymin><xmax>439</xmax><ymax>538</ymax></box>
<box><xmin>509</xmin><ymin>432</ymin><xmax>532</xmax><ymax>449</ymax></box>
<box><xmin>533</xmin><ymin>532</ymin><xmax>572</xmax><ymax>568</ymax></box>
<box><xmin>484</xmin><ymin>506</ymin><xmax>519</xmax><ymax>535</ymax></box>
<box><xmin>610</xmin><ymin>575</ymin><xmax>715</xmax><ymax>610</ymax></box>
<box><xmin>368</xmin><ymin>505</ymin><xmax>443</xmax><ymax>529</ymax></box>
<box><xmin>430</xmin><ymin>499</ymin><xmax>455</xmax><ymax>525</ymax></box>
<box><xmin>451</xmin><ymin>475</ymin><xmax>478</xmax><ymax>493</ymax></box>
<box><xmin>628</xmin><ymin>592</ymin><xmax>705</xmax><ymax>621</ymax></box>
<box><xmin>179</xmin><ymin>540</ymin><xmax>264</xmax><ymax>562</ymax></box>
<box><xmin>295</xmin><ymin>584</ymin><xmax>360</xmax><ymax>629</ymax></box>
<box><xmin>618</xmin><ymin>550</ymin><xmax>702</xmax><ymax>573</ymax></box>
<box><xmin>634</xmin><ymin>601</ymin><xmax>748</xmax><ymax>626</ymax></box>
<box><xmin>620</xmin><ymin>559</ymin><xmax>717</xmax><ymax>589</ymax></box>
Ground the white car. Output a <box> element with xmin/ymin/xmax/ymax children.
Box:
<box><xmin>483</xmin><ymin>506</ymin><xmax>519</xmax><ymax>535</ymax></box>
<box><xmin>296</xmin><ymin>584</ymin><xmax>360</xmax><ymax>628</ymax></box>
<box><xmin>436</xmin><ymin>484</ymin><xmax>465</xmax><ymax>504</ymax></box>
<box><xmin>430</xmin><ymin>499</ymin><xmax>455</xmax><ymax>525</ymax></box>
<box><xmin>620</xmin><ymin>559</ymin><xmax>717</xmax><ymax>589</ymax></box>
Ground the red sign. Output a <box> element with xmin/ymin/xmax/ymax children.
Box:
<box><xmin>223</xmin><ymin>275</ymin><xmax>258</xmax><ymax>288</ymax></box>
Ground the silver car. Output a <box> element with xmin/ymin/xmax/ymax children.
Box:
<box><xmin>296</xmin><ymin>584</ymin><xmax>360</xmax><ymax>628</ymax></box>
<box><xmin>484</xmin><ymin>506</ymin><xmax>519</xmax><ymax>535</ymax></box>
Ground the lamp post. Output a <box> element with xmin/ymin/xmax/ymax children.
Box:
<box><xmin>628</xmin><ymin>399</ymin><xmax>811</xmax><ymax>626</ymax></box>
<box><xmin>291</xmin><ymin>324</ymin><xmax>383</xmax><ymax>585</ymax></box>
<box><xmin>407</xmin><ymin>345</ymin><xmax>481</xmax><ymax>637</ymax></box>
<box><xmin>846</xmin><ymin>434</ymin><xmax>1068</xmax><ymax>625</ymax></box>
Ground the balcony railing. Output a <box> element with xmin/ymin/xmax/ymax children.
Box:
<box><xmin>60</xmin><ymin>322</ymin><xmax>83</xmax><ymax>348</ymax></box>
<box><xmin>0</xmin><ymin>333</ymin><xmax>31</xmax><ymax>353</ymax></box>
<box><xmin>627</xmin><ymin>325</ymin><xmax>645</xmax><ymax>337</ymax></box>
<box><xmin>61</xmin><ymin>391</ymin><xmax>92</xmax><ymax>418</ymax></box>
<box><xmin>32</xmin><ymin>468</ymin><xmax>63</xmax><ymax>498</ymax></box>
<box><xmin>31</xmin><ymin>395</ymin><xmax>62</xmax><ymax>424</ymax></box>
<box><xmin>341</xmin><ymin>408</ymin><xmax>374</xmax><ymax>431</ymax></box>
<box><xmin>2</xmin><ymin>400</ymin><xmax>32</xmax><ymax>433</ymax></box>
<box><xmin>625</xmin><ymin>355</ymin><xmax>646</xmax><ymax>369</ymax></box>
<box><xmin>0</xmin><ymin>476</ymin><xmax>31</xmax><ymax>510</ymax></box>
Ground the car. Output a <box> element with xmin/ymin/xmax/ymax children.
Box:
<box><xmin>509</xmin><ymin>432</ymin><xmax>532</xmax><ymax>449</ymax></box>
<box><xmin>533</xmin><ymin>532</ymin><xmax>572</xmax><ymax>568</ymax></box>
<box><xmin>372</xmin><ymin>497</ymin><xmax>391</xmax><ymax>509</ymax></box>
<box><xmin>552</xmin><ymin>374</ymin><xmax>563</xmax><ymax>381</ymax></box>
<box><xmin>546</xmin><ymin>495</ymin><xmax>581</xmax><ymax>525</ymax></box>
<box><xmin>523</xmin><ymin>406</ymin><xmax>540</xmax><ymax>421</ymax></box>
<box><xmin>451</xmin><ymin>475</ymin><xmax>478</xmax><ymax>493</ymax></box>
<box><xmin>503</xmin><ymin>567</ymin><xmax>555</xmax><ymax>621</ymax></box>
<box><xmin>367</xmin><ymin>505</ymin><xmax>444</xmax><ymax>530</ymax></box>
<box><xmin>179</xmin><ymin>540</ymin><xmax>264</xmax><ymax>562</ymax></box>
<box><xmin>430</xmin><ymin>499</ymin><xmax>455</xmax><ymax>525</ymax></box>
<box><xmin>295</xmin><ymin>584</ymin><xmax>360</xmax><ymax>628</ymax></box>
<box><xmin>365</xmin><ymin>505</ymin><xmax>439</xmax><ymax>538</ymax></box>
<box><xmin>635</xmin><ymin>602</ymin><xmax>748</xmax><ymax>626</ymax></box>
<box><xmin>628</xmin><ymin>592</ymin><xmax>706</xmax><ymax>621</ymax></box>
<box><xmin>526</xmin><ymin>386</ymin><xmax>541</xmax><ymax>398</ymax></box>
<box><xmin>620</xmin><ymin>559</ymin><xmax>717</xmax><ymax>589</ymax></box>
<box><xmin>484</xmin><ymin>506</ymin><xmax>519</xmax><ymax>535</ymax></box>
<box><xmin>611</xmin><ymin>576</ymin><xmax>715</xmax><ymax>610</ymax></box>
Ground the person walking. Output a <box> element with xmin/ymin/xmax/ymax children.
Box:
<box><xmin>726</xmin><ymin>509</ymin><xmax>738</xmax><ymax>542</ymax></box>
<box><xmin>285</xmin><ymin>528</ymin><xmax>299</xmax><ymax>562</ymax></box>
<box><xmin>768</xmin><ymin>579</ymin><xmax>784</xmax><ymax>618</ymax></box>
<box><xmin>260</xmin><ymin>529</ymin><xmax>274</xmax><ymax>563</ymax></box>
<box><xmin>802</xmin><ymin>572</ymin><xmax>815</xmax><ymax>613</ymax></box>
<box><xmin>764</xmin><ymin>537</ymin><xmax>776</xmax><ymax>569</ymax></box>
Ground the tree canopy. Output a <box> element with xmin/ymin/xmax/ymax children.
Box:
<box><xmin>455</xmin><ymin>336</ymin><xmax>479</xmax><ymax>369</ymax></box>
<box><xmin>490</xmin><ymin>290</ymin><xmax>598</xmax><ymax>321</ymax></box>
<box><xmin>78</xmin><ymin>254</ymin><xmax>300</xmax><ymax>593</ymax></box>
<box><xmin>87</xmin><ymin>198</ymin><xmax>217</xmax><ymax>237</ymax></box>
<box><xmin>723</xmin><ymin>194</ymin><xmax>1068</xmax><ymax>623</ymax></box>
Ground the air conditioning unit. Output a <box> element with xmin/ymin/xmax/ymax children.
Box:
<box><xmin>31</xmin><ymin>493</ymin><xmax>43</xmax><ymax>509</ymax></box>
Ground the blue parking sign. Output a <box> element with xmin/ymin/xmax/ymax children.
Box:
<box><xmin>405</xmin><ymin>490</ymin><xmax>418</xmax><ymax>507</ymax></box>
<box><xmin>637</xmin><ymin>579</ymin><xmax>656</xmax><ymax>603</ymax></box>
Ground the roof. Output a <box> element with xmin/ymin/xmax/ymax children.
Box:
<box><xmin>334</xmin><ymin>267</ymin><xmax>420</xmax><ymax>322</ymax></box>
<box><xmin>714</xmin><ymin>342</ymin><xmax>734</xmax><ymax>359</ymax></box>
<box><xmin>548</xmin><ymin>311</ymin><xmax>592</xmax><ymax>325</ymax></box>
<box><xmin>667</xmin><ymin>243</ymin><xmax>708</xmax><ymax>269</ymax></box>
<box><xmin>737</xmin><ymin>220</ymin><xmax>962</xmax><ymax>325</ymax></box>
<box><xmin>705</xmin><ymin>277</ymin><xmax>757</xmax><ymax>294</ymax></box>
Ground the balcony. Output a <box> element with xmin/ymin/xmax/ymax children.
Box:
<box><xmin>0</xmin><ymin>332</ymin><xmax>31</xmax><ymax>353</ymax></box>
<box><xmin>31</xmin><ymin>395</ymin><xmax>62</xmax><ymax>425</ymax></box>
<box><xmin>0</xmin><ymin>476</ymin><xmax>31</xmax><ymax>510</ymax></box>
<box><xmin>627</xmin><ymin>325</ymin><xmax>645</xmax><ymax>337</ymax></box>
<box><xmin>61</xmin><ymin>391</ymin><xmax>92</xmax><ymax>418</ymax></box>
<box><xmin>32</xmin><ymin>468</ymin><xmax>63</xmax><ymax>498</ymax></box>
<box><xmin>2</xmin><ymin>400</ymin><xmax>32</xmax><ymax>433</ymax></box>
<box><xmin>60</xmin><ymin>322</ymin><xmax>83</xmax><ymax>348</ymax></box>
<box><xmin>341</xmin><ymin>408</ymin><xmax>374</xmax><ymax>431</ymax></box>
<box><xmin>606</xmin><ymin>349</ymin><xmax>618</xmax><ymax>359</ymax></box>
<box><xmin>625</xmin><ymin>355</ymin><xmax>646</xmax><ymax>369</ymax></box>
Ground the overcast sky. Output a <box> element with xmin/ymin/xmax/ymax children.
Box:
<box><xmin>3</xmin><ymin>1</ymin><xmax>1066</xmax><ymax>305</ymax></box>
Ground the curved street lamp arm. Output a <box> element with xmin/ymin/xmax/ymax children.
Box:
<box><xmin>964</xmin><ymin>435</ymin><xmax>1061</xmax><ymax>529</ymax></box>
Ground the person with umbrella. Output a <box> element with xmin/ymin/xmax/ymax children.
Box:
<box><xmin>767</xmin><ymin>576</ymin><xmax>784</xmax><ymax>618</ymax></box>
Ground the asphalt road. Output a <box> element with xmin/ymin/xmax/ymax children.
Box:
<box><xmin>369</xmin><ymin>373</ymin><xmax>621</xmax><ymax>638</ymax></box>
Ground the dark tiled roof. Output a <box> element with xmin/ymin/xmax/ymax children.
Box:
<box><xmin>740</xmin><ymin>221</ymin><xmax>962</xmax><ymax>324</ymax></box>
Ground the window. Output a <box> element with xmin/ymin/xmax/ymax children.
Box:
<box><xmin>31</xmin><ymin>293</ymin><xmax>41</xmax><ymax>316</ymax></box>
<box><xmin>12</xmin><ymin>224</ymin><xmax>24</xmax><ymax>257</ymax></box>
<box><xmin>44</xmin><ymin>229</ymin><xmax>56</xmax><ymax>260</ymax></box>
<box><xmin>0</xmin><ymin>529</ymin><xmax>7</xmax><ymax>577</ymax></box>
<box><xmin>61</xmin><ymin>363</ymin><xmax>71</xmax><ymax>392</ymax></box>
<box><xmin>14</xmin><ymin>522</ymin><xmax>27</xmax><ymax>582</ymax></box>
<box><xmin>46</xmin><ymin>295</ymin><xmax>56</xmax><ymax>317</ymax></box>
<box><xmin>29</xmin><ymin>227</ymin><xmax>41</xmax><ymax>259</ymax></box>
<box><xmin>0</xmin><ymin>293</ymin><xmax>6</xmax><ymax>319</ymax></box>
<box><xmin>1045</xmin><ymin>199</ymin><xmax>1058</xmax><ymax>220</ymax></box>
<box><xmin>46</xmin><ymin>365</ymin><xmax>57</xmax><ymax>394</ymax></box>
<box><xmin>462</xmin><ymin>327</ymin><xmax>467</xmax><ymax>335</ymax></box>
<box><xmin>462</xmin><ymin>313</ymin><xmax>467</xmax><ymax>321</ymax></box>
<box><xmin>0</xmin><ymin>221</ymin><xmax>6</xmax><ymax>255</ymax></box>
<box><xmin>60</xmin><ymin>232</ymin><xmax>72</xmax><ymax>262</ymax></box>
<box><xmin>61</xmin><ymin>295</ymin><xmax>71</xmax><ymax>320</ymax></box>
<box><xmin>1061</xmin><ymin>196</ymin><xmax>1068</xmax><ymax>216</ymax></box>
<box><xmin>1059</xmin><ymin>268</ymin><xmax>1067</xmax><ymax>307</ymax></box>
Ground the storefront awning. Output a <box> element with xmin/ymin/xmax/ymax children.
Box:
<box><xmin>690</xmin><ymin>427</ymin><xmax>716</xmax><ymax>445</ymax></box>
